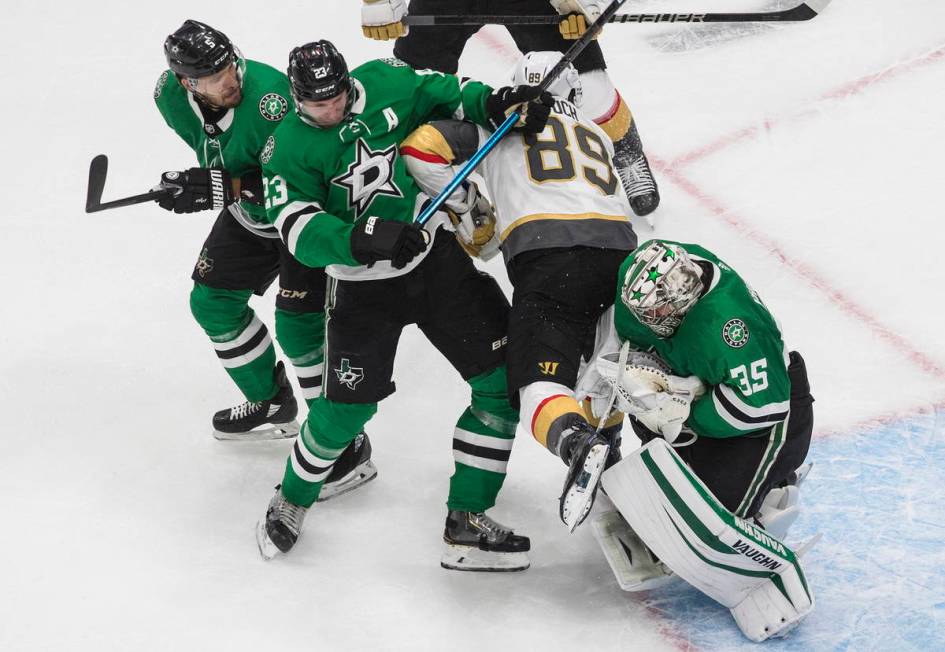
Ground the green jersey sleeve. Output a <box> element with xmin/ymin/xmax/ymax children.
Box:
<box><xmin>406</xmin><ymin>65</ymin><xmax>493</xmax><ymax>129</ymax></box>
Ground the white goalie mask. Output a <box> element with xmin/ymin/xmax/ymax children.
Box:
<box><xmin>512</xmin><ymin>51</ymin><xmax>583</xmax><ymax>106</ymax></box>
<box><xmin>621</xmin><ymin>241</ymin><xmax>704</xmax><ymax>337</ymax></box>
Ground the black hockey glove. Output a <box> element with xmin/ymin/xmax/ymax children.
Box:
<box><xmin>486</xmin><ymin>85</ymin><xmax>554</xmax><ymax>134</ymax></box>
<box><xmin>157</xmin><ymin>167</ymin><xmax>232</xmax><ymax>214</ymax></box>
<box><xmin>349</xmin><ymin>216</ymin><xmax>429</xmax><ymax>269</ymax></box>
<box><xmin>235</xmin><ymin>169</ymin><xmax>265</xmax><ymax>207</ymax></box>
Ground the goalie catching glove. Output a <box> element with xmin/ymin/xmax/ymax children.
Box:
<box><xmin>361</xmin><ymin>0</ymin><xmax>408</xmax><ymax>40</ymax></box>
<box><xmin>445</xmin><ymin>182</ymin><xmax>500</xmax><ymax>260</ymax></box>
<box><xmin>156</xmin><ymin>167</ymin><xmax>232</xmax><ymax>214</ymax></box>
<box><xmin>588</xmin><ymin>349</ymin><xmax>706</xmax><ymax>443</ymax></box>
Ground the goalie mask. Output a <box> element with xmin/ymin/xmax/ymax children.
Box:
<box><xmin>621</xmin><ymin>241</ymin><xmax>704</xmax><ymax>337</ymax></box>
<box><xmin>512</xmin><ymin>51</ymin><xmax>583</xmax><ymax>107</ymax></box>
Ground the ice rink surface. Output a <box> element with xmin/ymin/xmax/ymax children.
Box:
<box><xmin>2</xmin><ymin>0</ymin><xmax>944</xmax><ymax>649</ymax></box>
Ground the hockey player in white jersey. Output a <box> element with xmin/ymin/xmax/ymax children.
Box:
<box><xmin>402</xmin><ymin>51</ymin><xmax>638</xmax><ymax>530</ymax></box>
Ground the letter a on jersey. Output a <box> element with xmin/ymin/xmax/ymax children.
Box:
<box><xmin>332</xmin><ymin>139</ymin><xmax>403</xmax><ymax>218</ymax></box>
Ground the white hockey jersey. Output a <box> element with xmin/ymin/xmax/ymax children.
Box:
<box><xmin>402</xmin><ymin>98</ymin><xmax>637</xmax><ymax>262</ymax></box>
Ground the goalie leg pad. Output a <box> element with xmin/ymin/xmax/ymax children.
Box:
<box><xmin>592</xmin><ymin>509</ymin><xmax>676</xmax><ymax>592</ymax></box>
<box><xmin>601</xmin><ymin>439</ymin><xmax>814</xmax><ymax>642</ymax></box>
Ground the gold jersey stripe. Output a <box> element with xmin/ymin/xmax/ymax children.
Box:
<box><xmin>400</xmin><ymin>124</ymin><xmax>455</xmax><ymax>163</ymax></box>
<box><xmin>500</xmin><ymin>212</ymin><xmax>630</xmax><ymax>242</ymax></box>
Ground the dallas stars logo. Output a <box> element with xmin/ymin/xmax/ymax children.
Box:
<box><xmin>332</xmin><ymin>139</ymin><xmax>403</xmax><ymax>218</ymax></box>
<box><xmin>722</xmin><ymin>319</ymin><xmax>750</xmax><ymax>348</ymax></box>
<box><xmin>258</xmin><ymin>93</ymin><xmax>288</xmax><ymax>122</ymax></box>
<box><xmin>334</xmin><ymin>358</ymin><xmax>365</xmax><ymax>390</ymax></box>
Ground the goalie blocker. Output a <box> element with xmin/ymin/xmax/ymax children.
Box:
<box><xmin>602</xmin><ymin>438</ymin><xmax>814</xmax><ymax>642</ymax></box>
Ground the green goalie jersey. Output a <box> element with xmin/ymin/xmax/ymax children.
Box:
<box><xmin>614</xmin><ymin>240</ymin><xmax>792</xmax><ymax>439</ymax></box>
<box><xmin>260</xmin><ymin>58</ymin><xmax>493</xmax><ymax>278</ymax></box>
<box><xmin>153</xmin><ymin>59</ymin><xmax>292</xmax><ymax>225</ymax></box>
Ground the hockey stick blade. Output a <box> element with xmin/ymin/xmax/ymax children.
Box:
<box><xmin>405</xmin><ymin>1</ymin><xmax>832</xmax><ymax>26</ymax></box>
<box><xmin>84</xmin><ymin>154</ymin><xmax>172</xmax><ymax>213</ymax></box>
<box><xmin>85</xmin><ymin>154</ymin><xmax>108</xmax><ymax>213</ymax></box>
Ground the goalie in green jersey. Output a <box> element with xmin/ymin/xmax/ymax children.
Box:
<box><xmin>153</xmin><ymin>21</ymin><xmax>374</xmax><ymax>498</ymax></box>
<box><xmin>255</xmin><ymin>40</ymin><xmax>555</xmax><ymax>571</ymax></box>
<box><xmin>576</xmin><ymin>240</ymin><xmax>817</xmax><ymax>640</ymax></box>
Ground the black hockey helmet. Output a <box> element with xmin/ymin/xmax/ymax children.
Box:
<box><xmin>287</xmin><ymin>40</ymin><xmax>354</xmax><ymax>108</ymax></box>
<box><xmin>164</xmin><ymin>20</ymin><xmax>237</xmax><ymax>79</ymax></box>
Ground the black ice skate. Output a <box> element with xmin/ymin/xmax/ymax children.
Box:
<box><xmin>212</xmin><ymin>361</ymin><xmax>299</xmax><ymax>441</ymax></box>
<box><xmin>559</xmin><ymin>424</ymin><xmax>612</xmax><ymax>532</ymax></box>
<box><xmin>317</xmin><ymin>432</ymin><xmax>378</xmax><ymax>502</ymax></box>
<box><xmin>441</xmin><ymin>511</ymin><xmax>530</xmax><ymax>572</ymax></box>
<box><xmin>614</xmin><ymin>151</ymin><xmax>661</xmax><ymax>218</ymax></box>
<box><xmin>256</xmin><ymin>485</ymin><xmax>308</xmax><ymax>560</ymax></box>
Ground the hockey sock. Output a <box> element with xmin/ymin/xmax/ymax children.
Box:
<box><xmin>281</xmin><ymin>398</ymin><xmax>377</xmax><ymax>507</ymax></box>
<box><xmin>190</xmin><ymin>283</ymin><xmax>278</xmax><ymax>402</ymax></box>
<box><xmin>274</xmin><ymin>308</ymin><xmax>326</xmax><ymax>409</ymax></box>
<box><xmin>447</xmin><ymin>367</ymin><xmax>518</xmax><ymax>513</ymax></box>
<box><xmin>520</xmin><ymin>381</ymin><xmax>589</xmax><ymax>459</ymax></box>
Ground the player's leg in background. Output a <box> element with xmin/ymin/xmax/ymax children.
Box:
<box><xmin>418</xmin><ymin>234</ymin><xmax>529</xmax><ymax>570</ymax></box>
<box><xmin>392</xmin><ymin>0</ymin><xmax>479</xmax><ymax>73</ymax></box>
<box><xmin>188</xmin><ymin>210</ymin><xmax>298</xmax><ymax>437</ymax></box>
<box><xmin>257</xmin><ymin>274</ymin><xmax>406</xmax><ymax>558</ymax></box>
<box><xmin>502</xmin><ymin>0</ymin><xmax>661</xmax><ymax>216</ymax></box>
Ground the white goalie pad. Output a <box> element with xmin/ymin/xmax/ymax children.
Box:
<box><xmin>592</xmin><ymin>509</ymin><xmax>676</xmax><ymax>592</ymax></box>
<box><xmin>601</xmin><ymin>439</ymin><xmax>814</xmax><ymax>642</ymax></box>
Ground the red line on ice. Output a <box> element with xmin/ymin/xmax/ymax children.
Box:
<box><xmin>669</xmin><ymin>43</ymin><xmax>945</xmax><ymax>170</ymax></box>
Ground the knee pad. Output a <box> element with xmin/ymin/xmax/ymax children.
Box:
<box><xmin>189</xmin><ymin>283</ymin><xmax>254</xmax><ymax>337</ymax></box>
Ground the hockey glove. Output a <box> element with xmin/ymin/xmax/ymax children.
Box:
<box><xmin>445</xmin><ymin>182</ymin><xmax>500</xmax><ymax>261</ymax></box>
<box><xmin>350</xmin><ymin>216</ymin><xmax>429</xmax><ymax>269</ymax></box>
<box><xmin>362</xmin><ymin>0</ymin><xmax>408</xmax><ymax>40</ymax></box>
<box><xmin>157</xmin><ymin>168</ymin><xmax>232</xmax><ymax>214</ymax></box>
<box><xmin>550</xmin><ymin>0</ymin><xmax>608</xmax><ymax>38</ymax></box>
<box><xmin>486</xmin><ymin>86</ymin><xmax>554</xmax><ymax>134</ymax></box>
<box><xmin>234</xmin><ymin>169</ymin><xmax>265</xmax><ymax>207</ymax></box>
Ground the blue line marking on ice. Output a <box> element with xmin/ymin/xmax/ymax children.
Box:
<box><xmin>638</xmin><ymin>410</ymin><xmax>945</xmax><ymax>651</ymax></box>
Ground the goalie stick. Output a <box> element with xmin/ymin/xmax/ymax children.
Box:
<box><xmin>416</xmin><ymin>0</ymin><xmax>628</xmax><ymax>226</ymax></box>
<box><xmin>405</xmin><ymin>0</ymin><xmax>832</xmax><ymax>27</ymax></box>
<box><xmin>85</xmin><ymin>154</ymin><xmax>171</xmax><ymax>213</ymax></box>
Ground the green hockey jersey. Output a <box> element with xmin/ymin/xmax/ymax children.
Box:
<box><xmin>154</xmin><ymin>59</ymin><xmax>292</xmax><ymax>225</ymax></box>
<box><xmin>260</xmin><ymin>58</ymin><xmax>493</xmax><ymax>279</ymax></box>
<box><xmin>614</xmin><ymin>240</ymin><xmax>791</xmax><ymax>439</ymax></box>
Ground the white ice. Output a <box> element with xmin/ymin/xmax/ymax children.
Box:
<box><xmin>2</xmin><ymin>1</ymin><xmax>944</xmax><ymax>650</ymax></box>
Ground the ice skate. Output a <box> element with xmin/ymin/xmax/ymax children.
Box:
<box><xmin>614</xmin><ymin>151</ymin><xmax>660</xmax><ymax>218</ymax></box>
<box><xmin>256</xmin><ymin>485</ymin><xmax>309</xmax><ymax>560</ymax></box>
<box><xmin>213</xmin><ymin>361</ymin><xmax>299</xmax><ymax>441</ymax></box>
<box><xmin>317</xmin><ymin>432</ymin><xmax>378</xmax><ymax>501</ymax></box>
<box><xmin>440</xmin><ymin>510</ymin><xmax>530</xmax><ymax>572</ymax></box>
<box><xmin>559</xmin><ymin>424</ymin><xmax>611</xmax><ymax>532</ymax></box>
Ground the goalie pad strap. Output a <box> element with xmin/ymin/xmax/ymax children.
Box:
<box><xmin>602</xmin><ymin>439</ymin><xmax>813</xmax><ymax>642</ymax></box>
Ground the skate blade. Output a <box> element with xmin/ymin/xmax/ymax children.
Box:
<box><xmin>440</xmin><ymin>543</ymin><xmax>529</xmax><ymax>572</ymax></box>
<box><xmin>214</xmin><ymin>420</ymin><xmax>300</xmax><ymax>441</ymax></box>
<box><xmin>561</xmin><ymin>443</ymin><xmax>610</xmax><ymax>533</ymax></box>
<box><xmin>592</xmin><ymin>510</ymin><xmax>676</xmax><ymax>592</ymax></box>
<box><xmin>317</xmin><ymin>461</ymin><xmax>378</xmax><ymax>502</ymax></box>
<box><xmin>255</xmin><ymin>520</ymin><xmax>281</xmax><ymax>561</ymax></box>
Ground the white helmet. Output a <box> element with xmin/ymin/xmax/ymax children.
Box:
<box><xmin>620</xmin><ymin>241</ymin><xmax>704</xmax><ymax>337</ymax></box>
<box><xmin>512</xmin><ymin>51</ymin><xmax>582</xmax><ymax>106</ymax></box>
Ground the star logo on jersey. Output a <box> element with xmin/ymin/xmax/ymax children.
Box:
<box><xmin>722</xmin><ymin>319</ymin><xmax>750</xmax><ymax>348</ymax></box>
<box><xmin>334</xmin><ymin>358</ymin><xmax>365</xmax><ymax>390</ymax></box>
<box><xmin>260</xmin><ymin>135</ymin><xmax>275</xmax><ymax>165</ymax></box>
<box><xmin>332</xmin><ymin>138</ymin><xmax>403</xmax><ymax>218</ymax></box>
<box><xmin>194</xmin><ymin>248</ymin><xmax>214</xmax><ymax>278</ymax></box>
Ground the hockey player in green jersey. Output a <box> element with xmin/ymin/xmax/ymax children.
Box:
<box><xmin>579</xmin><ymin>239</ymin><xmax>816</xmax><ymax>641</ymax></box>
<box><xmin>256</xmin><ymin>40</ymin><xmax>555</xmax><ymax>571</ymax></box>
<box><xmin>578</xmin><ymin>238</ymin><xmax>813</xmax><ymax>531</ymax></box>
<box><xmin>154</xmin><ymin>21</ymin><xmax>374</xmax><ymax>498</ymax></box>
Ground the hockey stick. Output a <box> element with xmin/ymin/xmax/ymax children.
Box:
<box><xmin>415</xmin><ymin>0</ymin><xmax>628</xmax><ymax>226</ymax></box>
<box><xmin>405</xmin><ymin>0</ymin><xmax>831</xmax><ymax>26</ymax></box>
<box><xmin>85</xmin><ymin>154</ymin><xmax>171</xmax><ymax>213</ymax></box>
